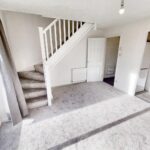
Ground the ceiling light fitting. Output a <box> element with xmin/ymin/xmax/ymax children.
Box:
<box><xmin>119</xmin><ymin>0</ymin><xmax>125</xmax><ymax>15</ymax></box>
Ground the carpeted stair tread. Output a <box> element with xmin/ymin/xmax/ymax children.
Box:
<box><xmin>18</xmin><ymin>71</ymin><xmax>44</xmax><ymax>81</ymax></box>
<box><xmin>24</xmin><ymin>89</ymin><xmax>47</xmax><ymax>99</ymax></box>
<box><xmin>20</xmin><ymin>79</ymin><xmax>45</xmax><ymax>89</ymax></box>
<box><xmin>27</xmin><ymin>96</ymin><xmax>48</xmax><ymax>109</ymax></box>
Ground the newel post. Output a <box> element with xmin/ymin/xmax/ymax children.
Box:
<box><xmin>38</xmin><ymin>27</ymin><xmax>53</xmax><ymax>106</ymax></box>
<box><xmin>38</xmin><ymin>27</ymin><xmax>46</xmax><ymax>61</ymax></box>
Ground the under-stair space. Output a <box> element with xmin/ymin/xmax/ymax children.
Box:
<box><xmin>18</xmin><ymin>64</ymin><xmax>48</xmax><ymax>109</ymax></box>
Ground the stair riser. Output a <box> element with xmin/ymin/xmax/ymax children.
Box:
<box><xmin>22</xmin><ymin>83</ymin><xmax>46</xmax><ymax>89</ymax></box>
<box><xmin>20</xmin><ymin>75</ymin><xmax>44</xmax><ymax>81</ymax></box>
<box><xmin>35</xmin><ymin>67</ymin><xmax>44</xmax><ymax>74</ymax></box>
<box><xmin>27</xmin><ymin>100</ymin><xmax>48</xmax><ymax>109</ymax></box>
<box><xmin>25</xmin><ymin>91</ymin><xmax>47</xmax><ymax>99</ymax></box>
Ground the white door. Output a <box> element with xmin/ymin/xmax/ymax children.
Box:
<box><xmin>87</xmin><ymin>38</ymin><xmax>106</xmax><ymax>82</ymax></box>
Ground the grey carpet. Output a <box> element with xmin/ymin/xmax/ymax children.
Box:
<box><xmin>1</xmin><ymin>82</ymin><xmax>150</xmax><ymax>150</ymax></box>
<box><xmin>136</xmin><ymin>92</ymin><xmax>150</xmax><ymax>103</ymax></box>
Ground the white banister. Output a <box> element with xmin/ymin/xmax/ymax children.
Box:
<box><xmin>44</xmin><ymin>19</ymin><xmax>58</xmax><ymax>32</ymax></box>
<box><xmin>63</xmin><ymin>20</ymin><xmax>66</xmax><ymax>42</ymax></box>
<box><xmin>68</xmin><ymin>20</ymin><xmax>70</xmax><ymax>38</ymax></box>
<box><xmin>39</xmin><ymin>19</ymin><xmax>85</xmax><ymax>62</ymax></box>
<box><xmin>44</xmin><ymin>32</ymin><xmax>49</xmax><ymax>59</ymax></box>
<box><xmin>38</xmin><ymin>27</ymin><xmax>46</xmax><ymax>61</ymax></box>
<box><xmin>72</xmin><ymin>21</ymin><xmax>74</xmax><ymax>34</ymax></box>
<box><xmin>49</xmin><ymin>28</ymin><xmax>53</xmax><ymax>55</ymax></box>
<box><xmin>80</xmin><ymin>21</ymin><xmax>82</xmax><ymax>27</ymax></box>
<box><xmin>76</xmin><ymin>21</ymin><xmax>78</xmax><ymax>31</ymax></box>
<box><xmin>54</xmin><ymin>23</ymin><xmax>58</xmax><ymax>51</ymax></box>
<box><xmin>59</xmin><ymin>19</ymin><xmax>62</xmax><ymax>47</ymax></box>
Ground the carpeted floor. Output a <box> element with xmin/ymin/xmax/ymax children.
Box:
<box><xmin>1</xmin><ymin>82</ymin><xmax>150</xmax><ymax>150</ymax></box>
<box><xmin>27</xmin><ymin>82</ymin><xmax>122</xmax><ymax>122</ymax></box>
<box><xmin>136</xmin><ymin>91</ymin><xmax>150</xmax><ymax>103</ymax></box>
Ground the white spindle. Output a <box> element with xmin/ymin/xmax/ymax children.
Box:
<box><xmin>59</xmin><ymin>19</ymin><xmax>62</xmax><ymax>47</ymax></box>
<box><xmin>44</xmin><ymin>32</ymin><xmax>49</xmax><ymax>59</ymax></box>
<box><xmin>38</xmin><ymin>27</ymin><xmax>46</xmax><ymax>61</ymax></box>
<box><xmin>63</xmin><ymin>20</ymin><xmax>66</xmax><ymax>42</ymax></box>
<box><xmin>54</xmin><ymin>23</ymin><xmax>58</xmax><ymax>51</ymax></box>
<box><xmin>49</xmin><ymin>28</ymin><xmax>53</xmax><ymax>55</ymax></box>
<box><xmin>39</xmin><ymin>19</ymin><xmax>83</xmax><ymax>61</ymax></box>
<box><xmin>68</xmin><ymin>20</ymin><xmax>70</xmax><ymax>38</ymax></box>
<box><xmin>72</xmin><ymin>21</ymin><xmax>74</xmax><ymax>34</ymax></box>
<box><xmin>80</xmin><ymin>21</ymin><xmax>82</xmax><ymax>27</ymax></box>
<box><xmin>76</xmin><ymin>21</ymin><xmax>78</xmax><ymax>31</ymax></box>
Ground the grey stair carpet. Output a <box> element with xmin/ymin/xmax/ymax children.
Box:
<box><xmin>18</xmin><ymin>71</ymin><xmax>44</xmax><ymax>81</ymax></box>
<box><xmin>18</xmin><ymin>64</ymin><xmax>48</xmax><ymax>109</ymax></box>
<box><xmin>34</xmin><ymin>64</ymin><xmax>44</xmax><ymax>74</ymax></box>
<box><xmin>24</xmin><ymin>89</ymin><xmax>47</xmax><ymax>99</ymax></box>
<box><xmin>20</xmin><ymin>79</ymin><xmax>45</xmax><ymax>89</ymax></box>
<box><xmin>27</xmin><ymin>96</ymin><xmax>48</xmax><ymax>109</ymax></box>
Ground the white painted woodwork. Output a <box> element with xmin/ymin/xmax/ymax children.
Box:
<box><xmin>38</xmin><ymin>27</ymin><xmax>46</xmax><ymax>61</ymax></box>
<box><xmin>54</xmin><ymin>23</ymin><xmax>57</xmax><ymax>51</ymax></box>
<box><xmin>44</xmin><ymin>32</ymin><xmax>49</xmax><ymax>59</ymax></box>
<box><xmin>72</xmin><ymin>21</ymin><xmax>74</xmax><ymax>34</ymax></box>
<box><xmin>76</xmin><ymin>21</ymin><xmax>78</xmax><ymax>31</ymax></box>
<box><xmin>63</xmin><ymin>20</ymin><xmax>66</xmax><ymax>43</ymax></box>
<box><xmin>49</xmin><ymin>28</ymin><xmax>53</xmax><ymax>55</ymax></box>
<box><xmin>87</xmin><ymin>38</ymin><xmax>106</xmax><ymax>82</ymax></box>
<box><xmin>39</xmin><ymin>19</ymin><xmax>91</xmax><ymax>63</ymax></box>
<box><xmin>59</xmin><ymin>20</ymin><xmax>62</xmax><ymax>47</ymax></box>
<box><xmin>68</xmin><ymin>20</ymin><xmax>70</xmax><ymax>38</ymax></box>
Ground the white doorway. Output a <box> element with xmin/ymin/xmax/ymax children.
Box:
<box><xmin>87</xmin><ymin>38</ymin><xmax>106</xmax><ymax>82</ymax></box>
<box><xmin>103</xmin><ymin>36</ymin><xmax>120</xmax><ymax>86</ymax></box>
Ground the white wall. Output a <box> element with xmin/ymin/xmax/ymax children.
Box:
<box><xmin>141</xmin><ymin>42</ymin><xmax>150</xmax><ymax>68</ymax></box>
<box><xmin>0</xmin><ymin>71</ymin><xmax>10</xmax><ymax>123</ymax></box>
<box><xmin>104</xmin><ymin>37</ymin><xmax>120</xmax><ymax>78</ymax></box>
<box><xmin>2</xmin><ymin>11</ymin><xmax>53</xmax><ymax>72</ymax></box>
<box><xmin>104</xmin><ymin>19</ymin><xmax>150</xmax><ymax>95</ymax></box>
<box><xmin>0</xmin><ymin>11</ymin><xmax>10</xmax><ymax>123</ymax></box>
<box><xmin>50</xmin><ymin>29</ymin><xmax>104</xmax><ymax>87</ymax></box>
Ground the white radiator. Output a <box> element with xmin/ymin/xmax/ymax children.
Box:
<box><xmin>71</xmin><ymin>68</ymin><xmax>87</xmax><ymax>83</ymax></box>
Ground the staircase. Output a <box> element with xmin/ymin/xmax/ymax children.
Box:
<box><xmin>18</xmin><ymin>19</ymin><xmax>93</xmax><ymax>110</ymax></box>
<box><xmin>18</xmin><ymin>64</ymin><xmax>48</xmax><ymax>109</ymax></box>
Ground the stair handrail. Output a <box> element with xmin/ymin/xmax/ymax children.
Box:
<box><xmin>39</xmin><ymin>19</ymin><xmax>84</xmax><ymax>62</ymax></box>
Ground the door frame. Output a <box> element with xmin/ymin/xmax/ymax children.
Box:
<box><xmin>103</xmin><ymin>36</ymin><xmax>121</xmax><ymax>86</ymax></box>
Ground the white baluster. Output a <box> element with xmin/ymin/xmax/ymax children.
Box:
<box><xmin>76</xmin><ymin>21</ymin><xmax>78</xmax><ymax>31</ymax></box>
<box><xmin>68</xmin><ymin>20</ymin><xmax>70</xmax><ymax>38</ymax></box>
<box><xmin>72</xmin><ymin>21</ymin><xmax>74</xmax><ymax>34</ymax></box>
<box><xmin>38</xmin><ymin>27</ymin><xmax>46</xmax><ymax>61</ymax></box>
<box><xmin>80</xmin><ymin>21</ymin><xmax>82</xmax><ymax>27</ymax></box>
<box><xmin>63</xmin><ymin>20</ymin><xmax>66</xmax><ymax>42</ymax></box>
<box><xmin>49</xmin><ymin>28</ymin><xmax>53</xmax><ymax>55</ymax></box>
<box><xmin>44</xmin><ymin>32</ymin><xmax>49</xmax><ymax>59</ymax></box>
<box><xmin>54</xmin><ymin>23</ymin><xmax>58</xmax><ymax>51</ymax></box>
<box><xmin>59</xmin><ymin>19</ymin><xmax>62</xmax><ymax>47</ymax></box>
